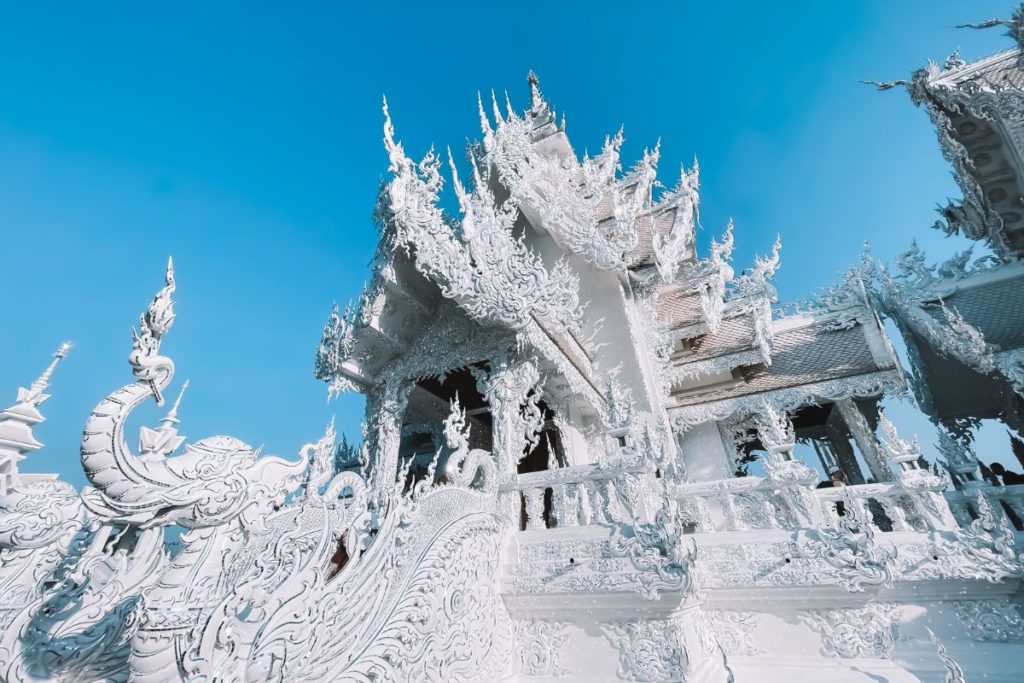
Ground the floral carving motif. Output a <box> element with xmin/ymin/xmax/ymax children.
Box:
<box><xmin>951</xmin><ymin>600</ymin><xmax>1024</xmax><ymax>642</ymax></box>
<box><xmin>800</xmin><ymin>603</ymin><xmax>900</xmax><ymax>658</ymax></box>
<box><xmin>514</xmin><ymin>619</ymin><xmax>571</xmax><ymax>677</ymax></box>
<box><xmin>601</xmin><ymin>619</ymin><xmax>687</xmax><ymax>682</ymax></box>
<box><xmin>804</xmin><ymin>493</ymin><xmax>898</xmax><ymax>592</ymax></box>
<box><xmin>702</xmin><ymin>610</ymin><xmax>764</xmax><ymax>656</ymax></box>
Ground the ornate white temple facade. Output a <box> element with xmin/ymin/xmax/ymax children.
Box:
<box><xmin>2</xmin><ymin>8</ymin><xmax>1024</xmax><ymax>683</ymax></box>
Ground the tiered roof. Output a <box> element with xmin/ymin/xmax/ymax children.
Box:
<box><xmin>0</xmin><ymin>343</ymin><xmax>70</xmax><ymax>495</ymax></box>
<box><xmin>316</xmin><ymin>73</ymin><xmax>901</xmax><ymax>438</ymax></box>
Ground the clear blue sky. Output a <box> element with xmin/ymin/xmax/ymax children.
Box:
<box><xmin>0</xmin><ymin>1</ymin><xmax>1015</xmax><ymax>488</ymax></box>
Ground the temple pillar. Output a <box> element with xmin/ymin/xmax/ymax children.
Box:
<box><xmin>825</xmin><ymin>406</ymin><xmax>866</xmax><ymax>485</ymax></box>
<box><xmin>835</xmin><ymin>398</ymin><xmax>893</xmax><ymax>483</ymax></box>
<box><xmin>755</xmin><ymin>404</ymin><xmax>821</xmax><ymax>528</ymax></box>
<box><xmin>553</xmin><ymin>407</ymin><xmax>589</xmax><ymax>467</ymax></box>
<box><xmin>366</xmin><ymin>378</ymin><xmax>412</xmax><ymax>491</ymax></box>
<box><xmin>474</xmin><ymin>357</ymin><xmax>541</xmax><ymax>474</ymax></box>
<box><xmin>680</xmin><ymin>422</ymin><xmax>732</xmax><ymax>481</ymax></box>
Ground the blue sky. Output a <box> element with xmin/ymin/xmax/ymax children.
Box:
<box><xmin>0</xmin><ymin>1</ymin><xmax>1016</xmax><ymax>488</ymax></box>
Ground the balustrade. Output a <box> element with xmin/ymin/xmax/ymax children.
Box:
<box><xmin>500</xmin><ymin>459</ymin><xmax>652</xmax><ymax>531</ymax></box>
<box><xmin>504</xmin><ymin>466</ymin><xmax>987</xmax><ymax>535</ymax></box>
<box><xmin>667</xmin><ymin>478</ymin><xmax>961</xmax><ymax>533</ymax></box>
<box><xmin>945</xmin><ymin>483</ymin><xmax>1024</xmax><ymax>530</ymax></box>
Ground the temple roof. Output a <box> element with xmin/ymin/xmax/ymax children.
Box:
<box><xmin>903</xmin><ymin>45</ymin><xmax>1024</xmax><ymax>258</ymax></box>
<box><xmin>656</xmin><ymin>287</ymin><xmax>705</xmax><ymax>330</ymax></box>
<box><xmin>672</xmin><ymin>310</ymin><xmax>760</xmax><ymax>364</ymax></box>
<box><xmin>669</xmin><ymin>316</ymin><xmax>895</xmax><ymax>408</ymax></box>
<box><xmin>922</xmin><ymin>273</ymin><xmax>1024</xmax><ymax>350</ymax></box>
<box><xmin>929</xmin><ymin>49</ymin><xmax>1024</xmax><ymax>90</ymax></box>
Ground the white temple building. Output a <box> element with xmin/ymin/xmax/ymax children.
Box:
<box><xmin>1</xmin><ymin>6</ymin><xmax>1023</xmax><ymax>683</ymax></box>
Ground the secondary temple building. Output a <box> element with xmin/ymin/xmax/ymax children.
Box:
<box><xmin>1</xmin><ymin>7</ymin><xmax>1024</xmax><ymax>683</ymax></box>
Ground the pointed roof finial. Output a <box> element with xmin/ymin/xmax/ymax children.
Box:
<box><xmin>1</xmin><ymin>343</ymin><xmax>72</xmax><ymax>494</ymax></box>
<box><xmin>21</xmin><ymin>342</ymin><xmax>72</xmax><ymax>406</ymax></box>
<box><xmin>527</xmin><ymin>70</ymin><xmax>545</xmax><ymax>112</ymax></box>
<box><xmin>161</xmin><ymin>379</ymin><xmax>189</xmax><ymax>428</ymax></box>
<box><xmin>138</xmin><ymin>379</ymin><xmax>189</xmax><ymax>459</ymax></box>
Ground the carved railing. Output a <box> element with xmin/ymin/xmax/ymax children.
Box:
<box><xmin>945</xmin><ymin>484</ymin><xmax>1024</xmax><ymax>530</ymax></box>
<box><xmin>815</xmin><ymin>482</ymin><xmax>957</xmax><ymax>532</ymax></box>
<box><xmin>500</xmin><ymin>459</ymin><xmax>654</xmax><ymax>531</ymax></box>
<box><xmin>669</xmin><ymin>476</ymin><xmax>774</xmax><ymax>532</ymax></box>
<box><xmin>666</xmin><ymin>478</ymin><xmax>960</xmax><ymax>533</ymax></box>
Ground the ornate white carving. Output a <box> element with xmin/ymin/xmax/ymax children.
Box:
<box><xmin>703</xmin><ymin>610</ymin><xmax>764</xmax><ymax>656</ymax></box>
<box><xmin>940</xmin><ymin>493</ymin><xmax>1024</xmax><ymax>582</ymax></box>
<box><xmin>512</xmin><ymin>523</ymin><xmax>693</xmax><ymax>600</ymax></box>
<box><xmin>481</xmin><ymin>87</ymin><xmax>658</xmax><ymax>272</ymax></box>
<box><xmin>951</xmin><ymin>600</ymin><xmax>1024</xmax><ymax>642</ymax></box>
<box><xmin>670</xmin><ymin>370</ymin><xmax>904</xmax><ymax>430</ymax></box>
<box><xmin>804</xmin><ymin>493</ymin><xmax>897</xmax><ymax>592</ymax></box>
<box><xmin>472</xmin><ymin>357</ymin><xmax>543</xmax><ymax>473</ymax></box>
<box><xmin>514</xmin><ymin>619</ymin><xmax>570</xmax><ymax>677</ymax></box>
<box><xmin>0</xmin><ymin>342</ymin><xmax>71</xmax><ymax>496</ymax></box>
<box><xmin>927</xmin><ymin>628</ymin><xmax>967</xmax><ymax>683</ymax></box>
<box><xmin>381</xmin><ymin>98</ymin><xmax>583</xmax><ymax>336</ymax></box>
<box><xmin>800</xmin><ymin>603</ymin><xmax>900</xmax><ymax>658</ymax></box>
<box><xmin>601</xmin><ymin>619</ymin><xmax>687</xmax><ymax>682</ymax></box>
<box><xmin>652</xmin><ymin>161</ymin><xmax>700</xmax><ymax>282</ymax></box>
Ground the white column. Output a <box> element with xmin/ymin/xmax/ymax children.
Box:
<box><xmin>366</xmin><ymin>379</ymin><xmax>411</xmax><ymax>492</ymax></box>
<box><xmin>835</xmin><ymin>398</ymin><xmax>893</xmax><ymax>483</ymax></box>
<box><xmin>476</xmin><ymin>357</ymin><xmax>541</xmax><ymax>474</ymax></box>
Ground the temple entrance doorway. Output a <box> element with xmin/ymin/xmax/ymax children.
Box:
<box><xmin>396</xmin><ymin>365</ymin><xmax>492</xmax><ymax>492</ymax></box>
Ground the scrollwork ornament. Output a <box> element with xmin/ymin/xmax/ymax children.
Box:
<box><xmin>703</xmin><ymin>610</ymin><xmax>764</xmax><ymax>656</ymax></box>
<box><xmin>951</xmin><ymin>600</ymin><xmax>1024</xmax><ymax>642</ymax></box>
<box><xmin>941</xmin><ymin>493</ymin><xmax>1024</xmax><ymax>582</ymax></box>
<box><xmin>514</xmin><ymin>619</ymin><xmax>571</xmax><ymax>677</ymax></box>
<box><xmin>800</xmin><ymin>603</ymin><xmax>900</xmax><ymax>658</ymax></box>
<box><xmin>601</xmin><ymin>619</ymin><xmax>688</xmax><ymax>682</ymax></box>
<box><xmin>803</xmin><ymin>492</ymin><xmax>897</xmax><ymax>591</ymax></box>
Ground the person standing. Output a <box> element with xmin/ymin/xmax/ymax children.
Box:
<box><xmin>817</xmin><ymin>466</ymin><xmax>846</xmax><ymax>516</ymax></box>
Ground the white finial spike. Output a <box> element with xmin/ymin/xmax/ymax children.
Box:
<box><xmin>382</xmin><ymin>94</ymin><xmax>408</xmax><ymax>174</ymax></box>
<box><xmin>27</xmin><ymin>342</ymin><xmax>72</xmax><ymax>399</ymax></box>
<box><xmin>162</xmin><ymin>379</ymin><xmax>189</xmax><ymax>427</ymax></box>
<box><xmin>490</xmin><ymin>90</ymin><xmax>504</xmax><ymax>125</ymax></box>
<box><xmin>477</xmin><ymin>92</ymin><xmax>492</xmax><ymax>135</ymax></box>
<box><xmin>527</xmin><ymin>70</ymin><xmax>543</xmax><ymax>111</ymax></box>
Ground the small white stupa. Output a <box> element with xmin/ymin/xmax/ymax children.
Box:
<box><xmin>0</xmin><ymin>342</ymin><xmax>70</xmax><ymax>496</ymax></box>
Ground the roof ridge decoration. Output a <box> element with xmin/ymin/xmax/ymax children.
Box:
<box><xmin>776</xmin><ymin>245</ymin><xmax>873</xmax><ymax>331</ymax></box>
<box><xmin>651</xmin><ymin>160</ymin><xmax>701</xmax><ymax>281</ymax></box>
<box><xmin>380</xmin><ymin>97</ymin><xmax>583</xmax><ymax>337</ymax></box>
<box><xmin>729</xmin><ymin>234</ymin><xmax>782</xmax><ymax>302</ymax></box>
<box><xmin>889</xmin><ymin>241</ymin><xmax>1003</xmax><ymax>294</ymax></box>
<box><xmin>479</xmin><ymin>76</ymin><xmax>665</xmax><ymax>271</ymax></box>
<box><xmin>957</xmin><ymin>3</ymin><xmax>1024</xmax><ymax>52</ymax></box>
